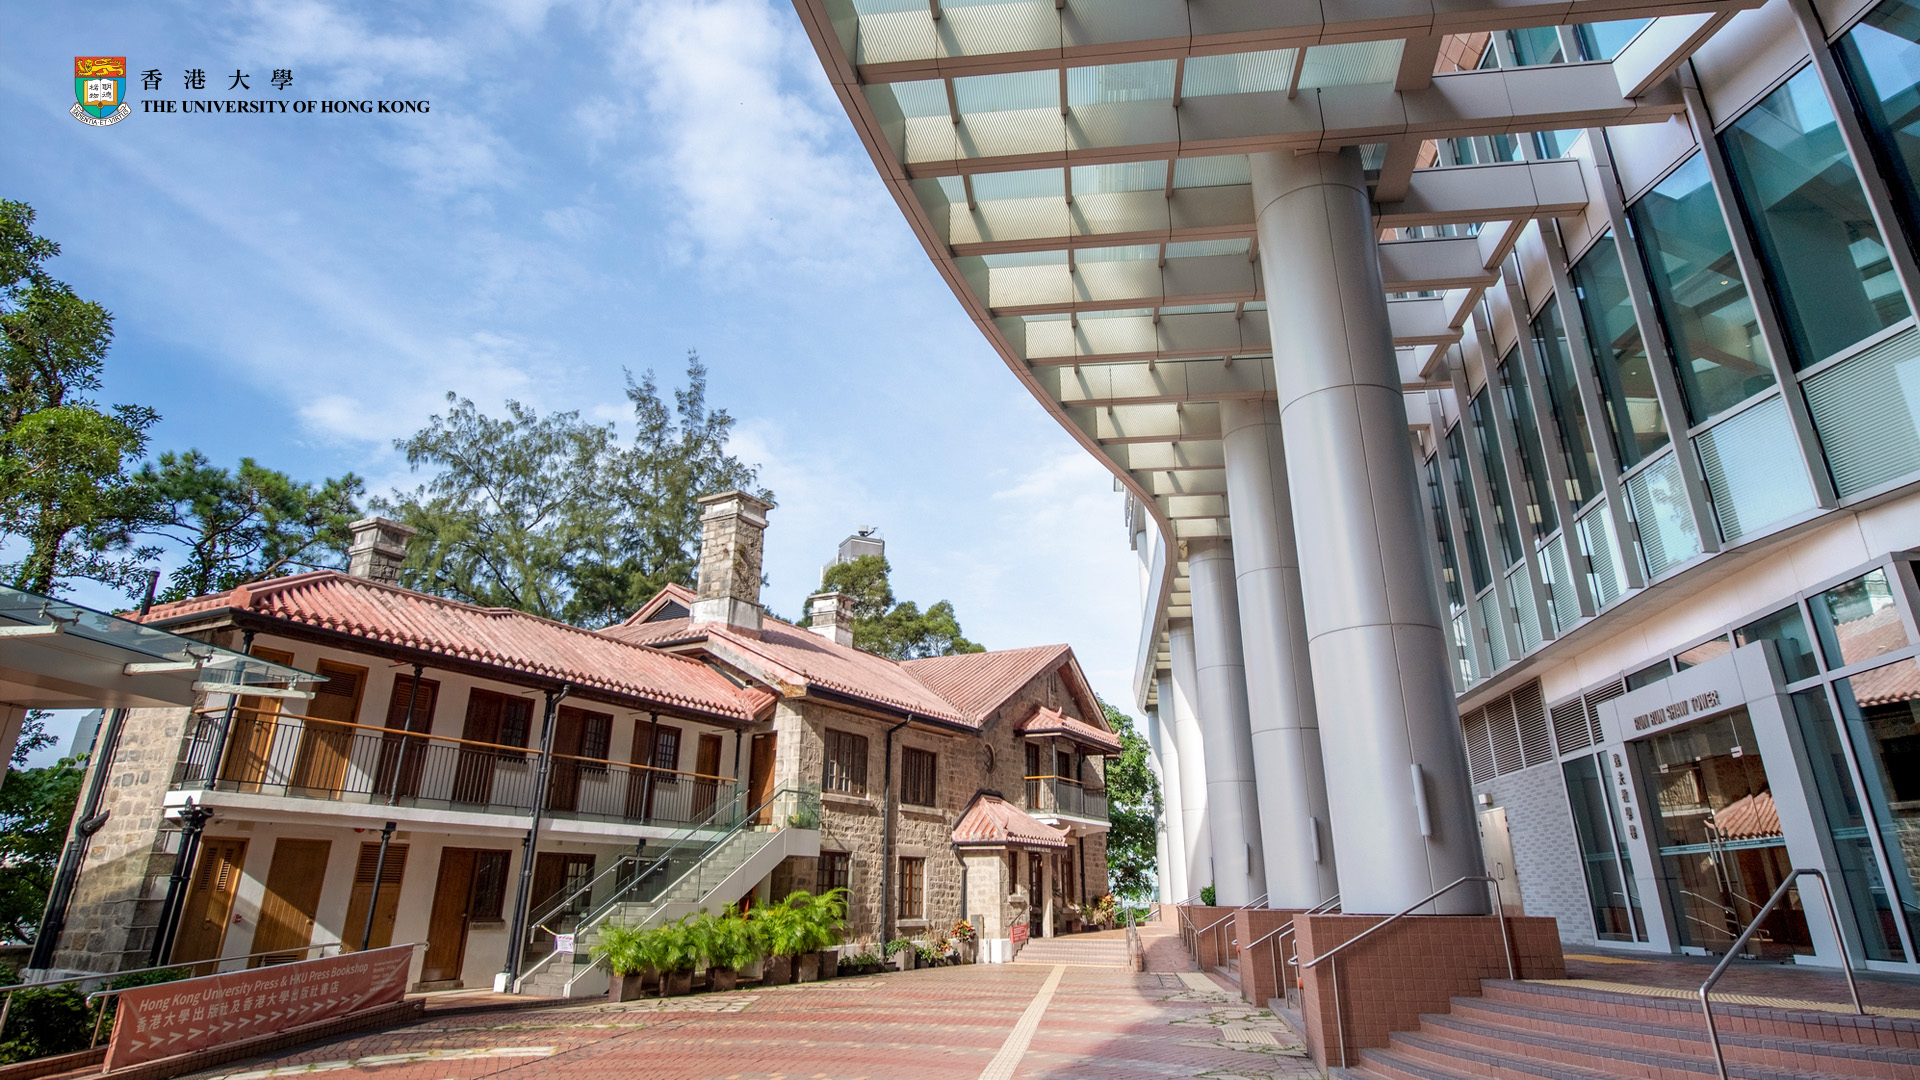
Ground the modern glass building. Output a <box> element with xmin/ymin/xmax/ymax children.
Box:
<box><xmin>796</xmin><ymin>0</ymin><xmax>1920</xmax><ymax>972</ymax></box>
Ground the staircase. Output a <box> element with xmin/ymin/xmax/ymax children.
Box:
<box><xmin>1012</xmin><ymin>935</ymin><xmax>1135</xmax><ymax>969</ymax></box>
<box><xmin>1346</xmin><ymin>979</ymin><xmax>1920</xmax><ymax>1080</ymax></box>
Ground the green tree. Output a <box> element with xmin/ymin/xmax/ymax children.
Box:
<box><xmin>808</xmin><ymin>554</ymin><xmax>985</xmax><ymax>660</ymax></box>
<box><xmin>379</xmin><ymin>353</ymin><xmax>767</xmax><ymax>626</ymax></box>
<box><xmin>1100</xmin><ymin>698</ymin><xmax>1162</xmax><ymax>900</ymax></box>
<box><xmin>0</xmin><ymin>200</ymin><xmax>157</xmax><ymax>596</ymax></box>
<box><xmin>132</xmin><ymin>451</ymin><xmax>365</xmax><ymax>602</ymax></box>
<box><xmin>0</xmin><ymin>715</ymin><xmax>83</xmax><ymax>941</ymax></box>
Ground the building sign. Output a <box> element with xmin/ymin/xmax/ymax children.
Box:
<box><xmin>1010</xmin><ymin>923</ymin><xmax>1028</xmax><ymax>946</ymax></box>
<box><xmin>106</xmin><ymin>945</ymin><xmax>412</xmax><ymax>1070</ymax></box>
<box><xmin>1629</xmin><ymin>689</ymin><xmax>1721</xmax><ymax>732</ymax></box>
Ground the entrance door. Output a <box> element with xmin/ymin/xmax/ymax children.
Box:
<box><xmin>1478</xmin><ymin>807</ymin><xmax>1524</xmax><ymax>914</ymax></box>
<box><xmin>692</xmin><ymin>733</ymin><xmax>722</xmax><ymax>821</ymax></box>
<box><xmin>341</xmin><ymin>842</ymin><xmax>409</xmax><ymax>951</ymax></box>
<box><xmin>221</xmin><ymin>647</ymin><xmax>294</xmax><ymax>790</ymax></box>
<box><xmin>251</xmin><ymin>838</ymin><xmax>331</xmax><ymax>965</ymax></box>
<box><xmin>749</xmin><ymin>733</ymin><xmax>777</xmax><ymax>824</ymax></box>
<box><xmin>422</xmin><ymin>848</ymin><xmax>476</xmax><ymax>986</ymax></box>
<box><xmin>172</xmin><ymin>837</ymin><xmax>247</xmax><ymax>968</ymax></box>
<box><xmin>293</xmin><ymin>660</ymin><xmax>367</xmax><ymax>794</ymax></box>
<box><xmin>376</xmin><ymin>674</ymin><xmax>438</xmax><ymax>801</ymax></box>
<box><xmin>1027</xmin><ymin>851</ymin><xmax>1044</xmax><ymax>934</ymax></box>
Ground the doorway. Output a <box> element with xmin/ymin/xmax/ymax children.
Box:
<box><xmin>341</xmin><ymin>842</ymin><xmax>409</xmax><ymax>951</ymax></box>
<box><xmin>171</xmin><ymin>837</ymin><xmax>247</xmax><ymax>968</ymax></box>
<box><xmin>421</xmin><ymin>847</ymin><xmax>510</xmax><ymax>987</ymax></box>
<box><xmin>692</xmin><ymin>733</ymin><xmax>722</xmax><ymax>821</ymax></box>
<box><xmin>251</xmin><ymin>838</ymin><xmax>332</xmax><ymax>965</ymax></box>
<box><xmin>221</xmin><ymin>647</ymin><xmax>294</xmax><ymax>790</ymax></box>
<box><xmin>749</xmin><ymin>733</ymin><xmax>777</xmax><ymax>824</ymax></box>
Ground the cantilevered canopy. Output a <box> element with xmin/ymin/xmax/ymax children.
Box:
<box><xmin>0</xmin><ymin>584</ymin><xmax>318</xmax><ymax>709</ymax></box>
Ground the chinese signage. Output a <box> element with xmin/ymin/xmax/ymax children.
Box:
<box><xmin>1629</xmin><ymin>689</ymin><xmax>1721</xmax><ymax>732</ymax></box>
<box><xmin>105</xmin><ymin>945</ymin><xmax>412</xmax><ymax>1070</ymax></box>
<box><xmin>1010</xmin><ymin>923</ymin><xmax>1029</xmax><ymax>946</ymax></box>
<box><xmin>68</xmin><ymin>59</ymin><xmax>429</xmax><ymax>127</ymax></box>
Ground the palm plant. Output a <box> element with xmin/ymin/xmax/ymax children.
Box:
<box><xmin>696</xmin><ymin>905</ymin><xmax>761</xmax><ymax>980</ymax></box>
<box><xmin>593</xmin><ymin>922</ymin><xmax>650</xmax><ymax>978</ymax></box>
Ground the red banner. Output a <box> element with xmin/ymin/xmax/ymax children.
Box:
<box><xmin>1010</xmin><ymin>923</ymin><xmax>1029</xmax><ymax>945</ymax></box>
<box><xmin>106</xmin><ymin>945</ymin><xmax>413</xmax><ymax>1070</ymax></box>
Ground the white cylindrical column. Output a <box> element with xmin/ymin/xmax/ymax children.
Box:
<box><xmin>1145</xmin><ymin>704</ymin><xmax>1183</xmax><ymax>903</ymax></box>
<box><xmin>1168</xmin><ymin>621</ymin><xmax>1214</xmax><ymax>898</ymax></box>
<box><xmin>1251</xmin><ymin>147</ymin><xmax>1483</xmax><ymax>915</ymax></box>
<box><xmin>1220</xmin><ymin>398</ymin><xmax>1339</xmax><ymax>908</ymax></box>
<box><xmin>1153</xmin><ymin>674</ymin><xmax>1191</xmax><ymax>901</ymax></box>
<box><xmin>1186</xmin><ymin>539</ymin><xmax>1268</xmax><ymax>907</ymax></box>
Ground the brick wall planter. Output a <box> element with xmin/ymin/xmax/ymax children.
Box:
<box><xmin>1232</xmin><ymin>908</ymin><xmax>1306</xmax><ymax>1007</ymax></box>
<box><xmin>1176</xmin><ymin>906</ymin><xmax>1238</xmax><ymax>970</ymax></box>
<box><xmin>1294</xmin><ymin>912</ymin><xmax>1564</xmax><ymax>1069</ymax></box>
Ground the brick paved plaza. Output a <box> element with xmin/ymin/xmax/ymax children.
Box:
<box><xmin>179</xmin><ymin>963</ymin><xmax>1310</xmax><ymax>1080</ymax></box>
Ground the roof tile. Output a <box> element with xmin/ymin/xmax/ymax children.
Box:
<box><xmin>951</xmin><ymin>794</ymin><xmax>1068</xmax><ymax>849</ymax></box>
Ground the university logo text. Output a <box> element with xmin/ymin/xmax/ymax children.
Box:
<box><xmin>72</xmin><ymin>56</ymin><xmax>130</xmax><ymax>126</ymax></box>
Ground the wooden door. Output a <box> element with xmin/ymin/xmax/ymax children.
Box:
<box><xmin>377</xmin><ymin>674</ymin><xmax>438</xmax><ymax>800</ymax></box>
<box><xmin>251</xmin><ymin>838</ymin><xmax>331</xmax><ymax>965</ymax></box>
<box><xmin>546</xmin><ymin>707</ymin><xmax>585</xmax><ymax>813</ymax></box>
<box><xmin>422</xmin><ymin>848</ymin><xmax>476</xmax><ymax>985</ymax></box>
<box><xmin>293</xmin><ymin>661</ymin><xmax>367</xmax><ymax>793</ymax></box>
<box><xmin>692</xmin><ymin>734</ymin><xmax>722</xmax><ymax>820</ymax></box>
<box><xmin>453</xmin><ymin>690</ymin><xmax>503</xmax><ymax>805</ymax></box>
<box><xmin>221</xmin><ymin>648</ymin><xmax>293</xmax><ymax>790</ymax></box>
<box><xmin>626</xmin><ymin>719</ymin><xmax>659</xmax><ymax>821</ymax></box>
<box><xmin>340</xmin><ymin>842</ymin><xmax>409</xmax><ymax>952</ymax></box>
<box><xmin>749</xmin><ymin>732</ymin><xmax>777</xmax><ymax>824</ymax></box>
<box><xmin>171</xmin><ymin>837</ymin><xmax>246</xmax><ymax>968</ymax></box>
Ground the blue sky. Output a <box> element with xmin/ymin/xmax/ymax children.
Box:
<box><xmin>3</xmin><ymin>0</ymin><xmax>1144</xmax><ymax>763</ymax></box>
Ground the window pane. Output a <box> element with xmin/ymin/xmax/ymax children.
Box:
<box><xmin>1507</xmin><ymin>26</ymin><xmax>1564</xmax><ymax>66</ymax></box>
<box><xmin>1574</xmin><ymin>232</ymin><xmax>1669</xmax><ymax>469</ymax></box>
<box><xmin>1675</xmin><ymin>635</ymin><xmax>1732</xmax><ymax>670</ymax></box>
<box><xmin>1447</xmin><ymin>424</ymin><xmax>1493</xmax><ymax>592</ymax></box>
<box><xmin>1791</xmin><ymin>688</ymin><xmax>1907</xmax><ymax>961</ymax></box>
<box><xmin>1626</xmin><ymin>658</ymin><xmax>1673</xmax><ymax>690</ymax></box>
<box><xmin>1425</xmin><ymin>456</ymin><xmax>1466</xmax><ymax>609</ymax></box>
<box><xmin>1810</xmin><ymin>568</ymin><xmax>1909</xmax><ymax>668</ymax></box>
<box><xmin>1834</xmin><ymin>660</ymin><xmax>1920</xmax><ymax>956</ymax></box>
<box><xmin>1498</xmin><ymin>349</ymin><xmax>1559</xmax><ymax>538</ymax></box>
<box><xmin>1735</xmin><ymin>605</ymin><xmax>1821</xmax><ymax>682</ymax></box>
<box><xmin>1470</xmin><ymin>389</ymin><xmax>1524</xmax><ymax>567</ymax></box>
<box><xmin>1838</xmin><ymin>0</ymin><xmax>1920</xmax><ymax>266</ymax></box>
<box><xmin>1628</xmin><ymin>155</ymin><xmax>1776</xmax><ymax>422</ymax></box>
<box><xmin>1577</xmin><ymin>20</ymin><xmax>1651</xmax><ymax>61</ymax></box>
<box><xmin>1722</xmin><ymin>66</ymin><xmax>1910</xmax><ymax>368</ymax></box>
<box><xmin>1532</xmin><ymin>301</ymin><xmax>1601</xmax><ymax>506</ymax></box>
<box><xmin>1562</xmin><ymin>754</ymin><xmax>1646</xmax><ymax>941</ymax></box>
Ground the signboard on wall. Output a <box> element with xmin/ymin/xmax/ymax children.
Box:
<box><xmin>106</xmin><ymin>944</ymin><xmax>412</xmax><ymax>1070</ymax></box>
<box><xmin>1010</xmin><ymin>923</ymin><xmax>1028</xmax><ymax>946</ymax></box>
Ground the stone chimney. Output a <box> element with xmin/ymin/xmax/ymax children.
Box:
<box><xmin>346</xmin><ymin>516</ymin><xmax>417</xmax><ymax>584</ymax></box>
<box><xmin>808</xmin><ymin>591</ymin><xmax>853</xmax><ymax>647</ymax></box>
<box><xmin>691</xmin><ymin>491</ymin><xmax>774</xmax><ymax>631</ymax></box>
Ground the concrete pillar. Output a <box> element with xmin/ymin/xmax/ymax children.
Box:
<box><xmin>1153</xmin><ymin>678</ymin><xmax>1192</xmax><ymax>901</ymax></box>
<box><xmin>1041</xmin><ymin>851</ymin><xmax>1055</xmax><ymax>937</ymax></box>
<box><xmin>1168</xmin><ymin>621</ymin><xmax>1214</xmax><ymax>897</ymax></box>
<box><xmin>1186</xmin><ymin>539</ymin><xmax>1268</xmax><ymax>907</ymax></box>
<box><xmin>1145</xmin><ymin>706</ymin><xmax>1179</xmax><ymax>903</ymax></box>
<box><xmin>1220</xmin><ymin>398</ymin><xmax>1340</xmax><ymax>908</ymax></box>
<box><xmin>1250</xmin><ymin>147</ymin><xmax>1483</xmax><ymax>915</ymax></box>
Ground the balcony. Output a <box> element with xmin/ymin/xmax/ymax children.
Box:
<box><xmin>1024</xmin><ymin>774</ymin><xmax>1109</xmax><ymax>822</ymax></box>
<box><xmin>173</xmin><ymin>707</ymin><xmax>738</xmax><ymax>829</ymax></box>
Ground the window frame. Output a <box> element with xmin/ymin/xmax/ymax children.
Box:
<box><xmin>901</xmin><ymin>746</ymin><xmax>938</xmax><ymax>808</ymax></box>
<box><xmin>824</xmin><ymin>729</ymin><xmax>870</xmax><ymax>797</ymax></box>
<box><xmin>896</xmin><ymin>855</ymin><xmax>925</xmax><ymax>920</ymax></box>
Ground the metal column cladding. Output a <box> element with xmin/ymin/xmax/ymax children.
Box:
<box><xmin>1187</xmin><ymin>539</ymin><xmax>1268</xmax><ymax>906</ymax></box>
<box><xmin>1168</xmin><ymin>621</ymin><xmax>1214</xmax><ymax>897</ymax></box>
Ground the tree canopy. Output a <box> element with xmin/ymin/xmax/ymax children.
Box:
<box><xmin>808</xmin><ymin>553</ymin><xmax>985</xmax><ymax>660</ymax></box>
<box><xmin>1099</xmin><ymin>698</ymin><xmax>1162</xmax><ymax>900</ymax></box>
<box><xmin>378</xmin><ymin>353</ymin><xmax>769</xmax><ymax>627</ymax></box>
<box><xmin>0</xmin><ymin>716</ymin><xmax>82</xmax><ymax>940</ymax></box>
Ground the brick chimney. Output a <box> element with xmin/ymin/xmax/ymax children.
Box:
<box><xmin>346</xmin><ymin>517</ymin><xmax>417</xmax><ymax>584</ymax></box>
<box><xmin>691</xmin><ymin>491</ymin><xmax>774</xmax><ymax>631</ymax></box>
<box><xmin>808</xmin><ymin>592</ymin><xmax>853</xmax><ymax>647</ymax></box>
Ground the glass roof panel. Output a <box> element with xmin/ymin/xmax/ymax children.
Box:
<box><xmin>1067</xmin><ymin>60</ymin><xmax>1176</xmax><ymax>105</ymax></box>
<box><xmin>1165</xmin><ymin>238</ymin><xmax>1249</xmax><ymax>259</ymax></box>
<box><xmin>1070</xmin><ymin>161</ymin><xmax>1168</xmax><ymax>194</ymax></box>
<box><xmin>1078</xmin><ymin>307</ymin><xmax>1154</xmax><ymax>319</ymax></box>
<box><xmin>954</xmin><ymin>70</ymin><xmax>1057</xmax><ymax>115</ymax></box>
<box><xmin>1077</xmin><ymin>244</ymin><xmax>1160</xmax><ymax>263</ymax></box>
<box><xmin>1244</xmin><ymin>301</ymin><xmax>1267</xmax><ymax>312</ymax></box>
<box><xmin>1023</xmin><ymin>312</ymin><xmax>1071</xmax><ymax>322</ymax></box>
<box><xmin>1183</xmin><ymin>50</ymin><xmax>1296</xmax><ymax>97</ymax></box>
<box><xmin>935</xmin><ymin>176</ymin><xmax>967</xmax><ymax>204</ymax></box>
<box><xmin>1172</xmin><ymin>155</ymin><xmax>1251</xmax><ymax>189</ymax></box>
<box><xmin>850</xmin><ymin>0</ymin><xmax>924</xmax><ymax>13</ymax></box>
<box><xmin>1359</xmin><ymin>142</ymin><xmax>1388</xmax><ymax>171</ymax></box>
<box><xmin>1159</xmin><ymin>303</ymin><xmax>1239</xmax><ymax>315</ymax></box>
<box><xmin>982</xmin><ymin>250</ymin><xmax>1068</xmax><ymax>268</ymax></box>
<box><xmin>970</xmin><ymin>168</ymin><xmax>1065</xmax><ymax>201</ymax></box>
<box><xmin>1297</xmin><ymin>40</ymin><xmax>1404</xmax><ymax>89</ymax></box>
<box><xmin>888</xmin><ymin>79</ymin><xmax>950</xmax><ymax>118</ymax></box>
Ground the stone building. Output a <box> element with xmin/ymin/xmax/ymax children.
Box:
<box><xmin>40</xmin><ymin>493</ymin><xmax>1117</xmax><ymax>995</ymax></box>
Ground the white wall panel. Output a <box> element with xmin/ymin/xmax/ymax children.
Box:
<box><xmin>1692</xmin><ymin>0</ymin><xmax>1809</xmax><ymax>127</ymax></box>
<box><xmin>1608</xmin><ymin>116</ymin><xmax>1699</xmax><ymax>204</ymax></box>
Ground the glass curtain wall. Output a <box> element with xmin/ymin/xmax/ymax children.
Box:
<box><xmin>1531</xmin><ymin>301</ymin><xmax>1602</xmax><ymax>506</ymax></box>
<box><xmin>1447</xmin><ymin>424</ymin><xmax>1494</xmax><ymax>592</ymax></box>
<box><xmin>1838</xmin><ymin>0</ymin><xmax>1920</xmax><ymax>261</ymax></box>
<box><xmin>1425</xmin><ymin>455</ymin><xmax>1466</xmax><ymax>610</ymax></box>
<box><xmin>1792</xmin><ymin>688</ymin><xmax>1910</xmax><ymax>961</ymax></box>
<box><xmin>1470</xmin><ymin>389</ymin><xmax>1524</xmax><ymax>567</ymax></box>
<box><xmin>1627</xmin><ymin>154</ymin><xmax>1776</xmax><ymax>422</ymax></box>
<box><xmin>1499</xmin><ymin>348</ymin><xmax>1559</xmax><ymax>539</ymax></box>
<box><xmin>1564</xmin><ymin>753</ymin><xmax>1649</xmax><ymax>941</ymax></box>
<box><xmin>1573</xmin><ymin>233</ymin><xmax>1671</xmax><ymax>469</ymax></box>
<box><xmin>1722</xmin><ymin>67</ymin><xmax>1910</xmax><ymax>369</ymax></box>
<box><xmin>1832</xmin><ymin>659</ymin><xmax>1920</xmax><ymax>959</ymax></box>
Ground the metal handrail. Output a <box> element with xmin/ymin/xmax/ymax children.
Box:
<box><xmin>1241</xmin><ymin>894</ymin><xmax>1339</xmax><ymax>1006</ymax></box>
<box><xmin>1298</xmin><ymin>876</ymin><xmax>1511</xmax><ymax>1069</ymax></box>
<box><xmin>1698</xmin><ymin>869</ymin><xmax>1862</xmax><ymax>1080</ymax></box>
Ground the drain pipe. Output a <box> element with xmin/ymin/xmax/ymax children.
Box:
<box><xmin>30</xmin><ymin>704</ymin><xmax>130</xmax><ymax>971</ymax></box>
<box><xmin>502</xmin><ymin>683</ymin><xmax>569</xmax><ymax>991</ymax></box>
<box><xmin>879</xmin><ymin>716</ymin><xmax>913</xmax><ymax>945</ymax></box>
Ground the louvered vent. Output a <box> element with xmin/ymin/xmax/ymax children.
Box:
<box><xmin>1488</xmin><ymin>695</ymin><xmax>1524</xmax><ymax>775</ymax></box>
<box><xmin>1463</xmin><ymin>708</ymin><xmax>1495</xmax><ymax>784</ymax></box>
<box><xmin>1584</xmin><ymin>680</ymin><xmax>1626</xmax><ymax>745</ymax></box>
<box><xmin>1514</xmin><ymin>682</ymin><xmax>1552</xmax><ymax>766</ymax></box>
<box><xmin>1551</xmin><ymin>697</ymin><xmax>1592</xmax><ymax>754</ymax></box>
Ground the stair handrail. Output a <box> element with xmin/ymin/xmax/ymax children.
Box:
<box><xmin>1190</xmin><ymin>891</ymin><xmax>1269</xmax><ymax>966</ymax></box>
<box><xmin>1240</xmin><ymin>893</ymin><xmax>1340</xmax><ymax>1003</ymax></box>
<box><xmin>515</xmin><ymin>785</ymin><xmax>817</xmax><ymax>993</ymax></box>
<box><xmin>1698</xmin><ymin>868</ymin><xmax>1861</xmax><ymax>1080</ymax></box>
<box><xmin>1175</xmin><ymin>891</ymin><xmax>1205</xmax><ymax>954</ymax></box>
<box><xmin>1125</xmin><ymin>904</ymin><xmax>1141</xmax><ymax>970</ymax></box>
<box><xmin>1297</xmin><ymin>875</ymin><xmax>1510</xmax><ymax>1069</ymax></box>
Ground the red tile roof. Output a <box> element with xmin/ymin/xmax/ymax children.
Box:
<box><xmin>1848</xmin><ymin>657</ymin><xmax>1920</xmax><ymax>707</ymax></box>
<box><xmin>950</xmin><ymin>794</ymin><xmax>1068</xmax><ymax>849</ymax></box>
<box><xmin>1019</xmin><ymin>706</ymin><xmax>1124</xmax><ymax>755</ymax></box>
<box><xmin>899</xmin><ymin>645</ymin><xmax>1070</xmax><ymax>722</ymax></box>
<box><xmin>138</xmin><ymin>571</ymin><xmax>775</xmax><ymax>724</ymax></box>
<box><xmin>1711</xmin><ymin>790</ymin><xmax>1781</xmax><ymax>842</ymax></box>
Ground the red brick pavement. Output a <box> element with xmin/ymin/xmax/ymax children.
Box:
<box><xmin>176</xmin><ymin>963</ymin><xmax>1312</xmax><ymax>1080</ymax></box>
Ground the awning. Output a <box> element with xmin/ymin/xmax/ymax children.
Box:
<box><xmin>0</xmin><ymin>584</ymin><xmax>318</xmax><ymax>710</ymax></box>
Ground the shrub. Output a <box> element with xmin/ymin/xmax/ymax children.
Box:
<box><xmin>882</xmin><ymin>938</ymin><xmax>913</xmax><ymax>957</ymax></box>
<box><xmin>789</xmin><ymin>888</ymin><xmax>848</xmax><ymax>953</ymax></box>
<box><xmin>1199</xmin><ymin>883</ymin><xmax>1216</xmax><ymax>906</ymax></box>
<box><xmin>652</xmin><ymin>916</ymin><xmax>702</xmax><ymax>975</ymax></box>
<box><xmin>594</xmin><ymin>922</ymin><xmax>652</xmax><ymax>977</ymax></box>
<box><xmin>693</xmin><ymin>906</ymin><xmax>760</xmax><ymax>972</ymax></box>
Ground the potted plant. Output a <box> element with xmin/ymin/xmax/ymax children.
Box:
<box><xmin>797</xmin><ymin>888</ymin><xmax>848</xmax><ymax>981</ymax></box>
<box><xmin>949</xmin><ymin>919</ymin><xmax>977</xmax><ymax>964</ymax></box>
<box><xmin>884</xmin><ymin>938</ymin><xmax>915</xmax><ymax>971</ymax></box>
<box><xmin>696</xmin><ymin>905</ymin><xmax>759</xmax><ymax>992</ymax></box>
<box><xmin>593</xmin><ymin>922</ymin><xmax>655</xmax><ymax>1002</ymax></box>
<box><xmin>1060</xmin><ymin>900</ymin><xmax>1082</xmax><ymax>933</ymax></box>
<box><xmin>915</xmin><ymin>942</ymin><xmax>941</xmax><ymax>968</ymax></box>
<box><xmin>653</xmin><ymin>916</ymin><xmax>701</xmax><ymax>996</ymax></box>
<box><xmin>839</xmin><ymin>949</ymin><xmax>880</xmax><ymax>976</ymax></box>
<box><xmin>754</xmin><ymin>898</ymin><xmax>805</xmax><ymax>984</ymax></box>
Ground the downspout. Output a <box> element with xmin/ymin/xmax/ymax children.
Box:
<box><xmin>503</xmin><ymin>683</ymin><xmax>569</xmax><ymax>990</ymax></box>
<box><xmin>358</xmin><ymin>820</ymin><xmax>398</xmax><ymax>951</ymax></box>
<box><xmin>878</xmin><ymin>716</ymin><xmax>913</xmax><ymax>945</ymax></box>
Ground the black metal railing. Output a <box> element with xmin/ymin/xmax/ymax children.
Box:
<box><xmin>1023</xmin><ymin>775</ymin><xmax>1109</xmax><ymax>820</ymax></box>
<box><xmin>175</xmin><ymin>708</ymin><xmax>737</xmax><ymax>828</ymax></box>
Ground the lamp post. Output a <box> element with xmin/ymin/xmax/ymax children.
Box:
<box><xmin>359</xmin><ymin>821</ymin><xmax>398</xmax><ymax>951</ymax></box>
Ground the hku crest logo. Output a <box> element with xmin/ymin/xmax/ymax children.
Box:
<box><xmin>72</xmin><ymin>56</ymin><xmax>130</xmax><ymax>126</ymax></box>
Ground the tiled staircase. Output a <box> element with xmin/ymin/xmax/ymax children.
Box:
<box><xmin>1346</xmin><ymin>979</ymin><xmax>1920</xmax><ymax>1080</ymax></box>
<box><xmin>1012</xmin><ymin>935</ymin><xmax>1135</xmax><ymax>969</ymax></box>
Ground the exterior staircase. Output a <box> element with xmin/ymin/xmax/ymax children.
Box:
<box><xmin>1012</xmin><ymin>935</ymin><xmax>1135</xmax><ymax>969</ymax></box>
<box><xmin>1344</xmin><ymin>979</ymin><xmax>1920</xmax><ymax>1080</ymax></box>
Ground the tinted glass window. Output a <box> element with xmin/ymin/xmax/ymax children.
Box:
<box><xmin>1838</xmin><ymin>0</ymin><xmax>1920</xmax><ymax>265</ymax></box>
<box><xmin>1735</xmin><ymin>605</ymin><xmax>1821</xmax><ymax>682</ymax></box>
<box><xmin>1470</xmin><ymin>389</ymin><xmax>1524</xmax><ymax>567</ymax></box>
<box><xmin>1810</xmin><ymin>568</ymin><xmax>1909</xmax><ymax>669</ymax></box>
<box><xmin>1499</xmin><ymin>349</ymin><xmax>1558</xmax><ymax>538</ymax></box>
<box><xmin>1531</xmin><ymin>300</ymin><xmax>1601</xmax><ymax>506</ymax></box>
<box><xmin>1573</xmin><ymin>232</ymin><xmax>1670</xmax><ymax>470</ymax></box>
<box><xmin>1447</xmin><ymin>424</ymin><xmax>1493</xmax><ymax>592</ymax></box>
<box><xmin>1425</xmin><ymin>456</ymin><xmax>1465</xmax><ymax>609</ymax></box>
